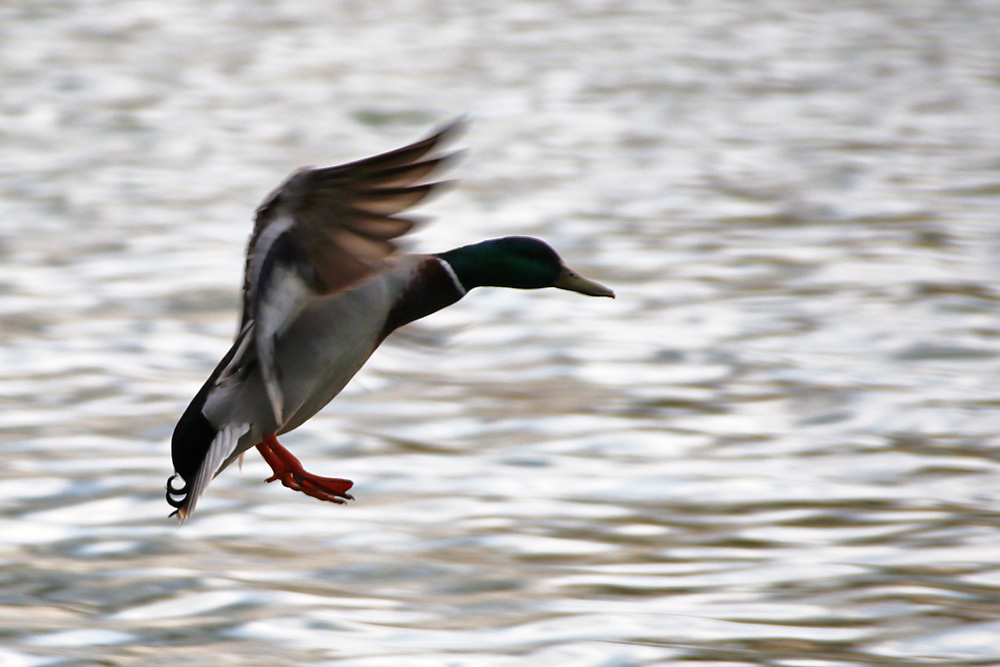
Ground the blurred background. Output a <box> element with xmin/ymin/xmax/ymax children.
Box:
<box><xmin>2</xmin><ymin>1</ymin><xmax>1000</xmax><ymax>665</ymax></box>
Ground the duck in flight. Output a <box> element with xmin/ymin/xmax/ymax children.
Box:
<box><xmin>167</xmin><ymin>121</ymin><xmax>614</xmax><ymax>522</ymax></box>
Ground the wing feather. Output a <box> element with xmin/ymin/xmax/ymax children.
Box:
<box><xmin>340</xmin><ymin>211</ymin><xmax>416</xmax><ymax>240</ymax></box>
<box><xmin>242</xmin><ymin>119</ymin><xmax>461</xmax><ymax>330</ymax></box>
<box><xmin>238</xmin><ymin>120</ymin><xmax>462</xmax><ymax>424</ymax></box>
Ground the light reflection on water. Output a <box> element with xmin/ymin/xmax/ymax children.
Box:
<box><xmin>3</xmin><ymin>0</ymin><xmax>1000</xmax><ymax>665</ymax></box>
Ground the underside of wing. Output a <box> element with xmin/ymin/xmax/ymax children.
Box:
<box><xmin>240</xmin><ymin>119</ymin><xmax>463</xmax><ymax>423</ymax></box>
<box><xmin>243</xmin><ymin>120</ymin><xmax>462</xmax><ymax>324</ymax></box>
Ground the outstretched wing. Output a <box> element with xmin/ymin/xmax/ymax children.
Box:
<box><xmin>241</xmin><ymin>120</ymin><xmax>462</xmax><ymax>424</ymax></box>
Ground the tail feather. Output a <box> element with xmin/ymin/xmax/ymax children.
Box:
<box><xmin>169</xmin><ymin>420</ymin><xmax>249</xmax><ymax>524</ymax></box>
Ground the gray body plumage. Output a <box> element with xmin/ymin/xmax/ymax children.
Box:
<box><xmin>167</xmin><ymin>120</ymin><xmax>613</xmax><ymax>522</ymax></box>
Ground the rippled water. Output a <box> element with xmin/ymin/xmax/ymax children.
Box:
<box><xmin>3</xmin><ymin>1</ymin><xmax>1000</xmax><ymax>665</ymax></box>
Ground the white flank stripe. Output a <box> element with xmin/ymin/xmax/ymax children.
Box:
<box><xmin>177</xmin><ymin>422</ymin><xmax>250</xmax><ymax>524</ymax></box>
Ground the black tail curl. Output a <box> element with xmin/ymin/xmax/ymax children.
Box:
<box><xmin>166</xmin><ymin>474</ymin><xmax>189</xmax><ymax>516</ymax></box>
<box><xmin>169</xmin><ymin>382</ymin><xmax>218</xmax><ymax>518</ymax></box>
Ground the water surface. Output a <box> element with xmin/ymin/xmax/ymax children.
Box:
<box><xmin>2</xmin><ymin>1</ymin><xmax>1000</xmax><ymax>665</ymax></box>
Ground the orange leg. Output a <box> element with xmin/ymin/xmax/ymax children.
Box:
<box><xmin>256</xmin><ymin>433</ymin><xmax>354</xmax><ymax>504</ymax></box>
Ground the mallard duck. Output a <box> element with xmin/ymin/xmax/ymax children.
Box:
<box><xmin>167</xmin><ymin>121</ymin><xmax>614</xmax><ymax>522</ymax></box>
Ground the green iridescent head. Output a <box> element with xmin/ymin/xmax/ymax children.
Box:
<box><xmin>438</xmin><ymin>236</ymin><xmax>614</xmax><ymax>297</ymax></box>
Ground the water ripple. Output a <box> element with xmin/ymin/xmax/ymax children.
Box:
<box><xmin>3</xmin><ymin>0</ymin><xmax>1000</xmax><ymax>665</ymax></box>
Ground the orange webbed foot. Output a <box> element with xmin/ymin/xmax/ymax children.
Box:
<box><xmin>256</xmin><ymin>433</ymin><xmax>354</xmax><ymax>504</ymax></box>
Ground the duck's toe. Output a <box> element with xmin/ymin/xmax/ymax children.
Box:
<box><xmin>257</xmin><ymin>433</ymin><xmax>354</xmax><ymax>504</ymax></box>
